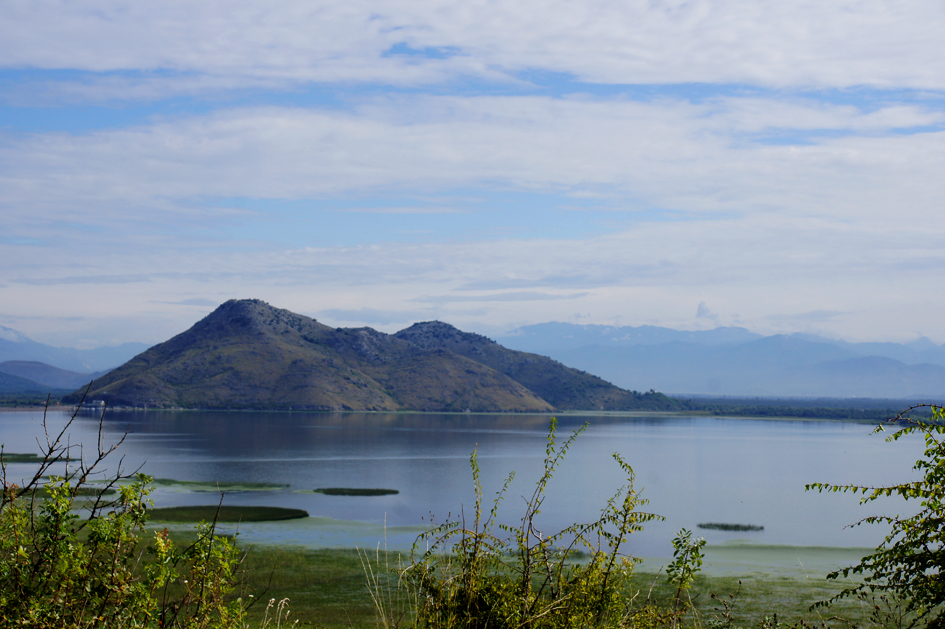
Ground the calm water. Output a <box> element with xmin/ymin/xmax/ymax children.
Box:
<box><xmin>0</xmin><ymin>409</ymin><xmax>924</xmax><ymax>563</ymax></box>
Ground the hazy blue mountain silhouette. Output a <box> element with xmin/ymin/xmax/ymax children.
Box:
<box><xmin>495</xmin><ymin>323</ymin><xmax>945</xmax><ymax>398</ymax></box>
<box><xmin>0</xmin><ymin>325</ymin><xmax>150</xmax><ymax>372</ymax></box>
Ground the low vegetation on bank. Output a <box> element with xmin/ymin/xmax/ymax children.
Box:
<box><xmin>2</xmin><ymin>403</ymin><xmax>944</xmax><ymax>628</ymax></box>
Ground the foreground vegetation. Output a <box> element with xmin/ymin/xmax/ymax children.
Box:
<box><xmin>231</xmin><ymin>544</ymin><xmax>911</xmax><ymax>628</ymax></box>
<box><xmin>2</xmin><ymin>401</ymin><xmax>944</xmax><ymax>628</ymax></box>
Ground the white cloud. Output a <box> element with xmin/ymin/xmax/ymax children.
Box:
<box><xmin>696</xmin><ymin>302</ymin><xmax>719</xmax><ymax>322</ymax></box>
<box><xmin>2</xmin><ymin>95</ymin><xmax>943</xmax><ymax>232</ymax></box>
<box><xmin>2</xmin><ymin>1</ymin><xmax>945</xmax><ymax>93</ymax></box>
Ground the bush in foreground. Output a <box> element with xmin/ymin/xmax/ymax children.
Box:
<box><xmin>809</xmin><ymin>404</ymin><xmax>945</xmax><ymax>627</ymax></box>
<box><xmin>0</xmin><ymin>400</ymin><xmax>250</xmax><ymax>628</ymax></box>
<box><xmin>368</xmin><ymin>420</ymin><xmax>711</xmax><ymax>629</ymax></box>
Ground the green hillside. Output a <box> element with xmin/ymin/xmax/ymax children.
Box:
<box><xmin>394</xmin><ymin>321</ymin><xmax>677</xmax><ymax>410</ymax></box>
<box><xmin>62</xmin><ymin>299</ymin><xmax>676</xmax><ymax>412</ymax></box>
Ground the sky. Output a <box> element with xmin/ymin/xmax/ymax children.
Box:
<box><xmin>2</xmin><ymin>1</ymin><xmax>945</xmax><ymax>349</ymax></box>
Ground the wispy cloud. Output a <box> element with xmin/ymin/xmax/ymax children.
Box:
<box><xmin>152</xmin><ymin>298</ymin><xmax>221</xmax><ymax>307</ymax></box>
<box><xmin>412</xmin><ymin>291</ymin><xmax>590</xmax><ymax>304</ymax></box>
<box><xmin>3</xmin><ymin>98</ymin><xmax>942</xmax><ymax>226</ymax></box>
<box><xmin>3</xmin><ymin>2</ymin><xmax>945</xmax><ymax>91</ymax></box>
<box><xmin>316</xmin><ymin>307</ymin><xmax>434</xmax><ymax>326</ymax></box>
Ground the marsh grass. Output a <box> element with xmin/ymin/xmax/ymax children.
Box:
<box><xmin>631</xmin><ymin>571</ymin><xmax>873</xmax><ymax>626</ymax></box>
<box><xmin>227</xmin><ymin>545</ymin><xmax>879</xmax><ymax>629</ymax></box>
<box><xmin>148</xmin><ymin>505</ymin><xmax>309</xmax><ymax>523</ymax></box>
<box><xmin>238</xmin><ymin>546</ymin><xmax>389</xmax><ymax>628</ymax></box>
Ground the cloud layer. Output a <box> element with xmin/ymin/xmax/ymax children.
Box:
<box><xmin>3</xmin><ymin>2</ymin><xmax>945</xmax><ymax>90</ymax></box>
<box><xmin>1</xmin><ymin>1</ymin><xmax>943</xmax><ymax>347</ymax></box>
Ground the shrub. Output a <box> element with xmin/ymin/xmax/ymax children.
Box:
<box><xmin>807</xmin><ymin>404</ymin><xmax>945</xmax><ymax>627</ymax></box>
<box><xmin>0</xmin><ymin>398</ymin><xmax>249</xmax><ymax>628</ymax></box>
<box><xmin>400</xmin><ymin>418</ymin><xmax>665</xmax><ymax>629</ymax></box>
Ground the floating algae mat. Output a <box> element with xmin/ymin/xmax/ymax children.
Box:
<box><xmin>148</xmin><ymin>505</ymin><xmax>309</xmax><ymax>523</ymax></box>
<box><xmin>1</xmin><ymin>452</ymin><xmax>75</xmax><ymax>463</ymax></box>
<box><xmin>3</xmin><ymin>486</ymin><xmax>116</xmax><ymax>498</ymax></box>
<box><xmin>151</xmin><ymin>478</ymin><xmax>290</xmax><ymax>492</ymax></box>
<box><xmin>698</xmin><ymin>522</ymin><xmax>764</xmax><ymax>532</ymax></box>
<box><xmin>311</xmin><ymin>487</ymin><xmax>399</xmax><ymax>496</ymax></box>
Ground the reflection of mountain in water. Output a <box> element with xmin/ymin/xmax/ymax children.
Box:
<box><xmin>56</xmin><ymin>408</ymin><xmax>921</xmax><ymax>560</ymax></box>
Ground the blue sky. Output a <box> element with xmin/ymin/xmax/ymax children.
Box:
<box><xmin>2</xmin><ymin>1</ymin><xmax>945</xmax><ymax>348</ymax></box>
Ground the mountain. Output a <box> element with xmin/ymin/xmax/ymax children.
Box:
<box><xmin>0</xmin><ymin>371</ymin><xmax>56</xmax><ymax>395</ymax></box>
<box><xmin>495</xmin><ymin>323</ymin><xmax>945</xmax><ymax>398</ymax></box>
<box><xmin>0</xmin><ymin>361</ymin><xmax>106</xmax><ymax>390</ymax></box>
<box><xmin>393</xmin><ymin>322</ymin><xmax>655</xmax><ymax>410</ymax></box>
<box><xmin>498</xmin><ymin>322</ymin><xmax>763</xmax><ymax>352</ymax></box>
<box><xmin>0</xmin><ymin>326</ymin><xmax>150</xmax><ymax>372</ymax></box>
<box><xmin>62</xmin><ymin>300</ymin><xmax>676</xmax><ymax>412</ymax></box>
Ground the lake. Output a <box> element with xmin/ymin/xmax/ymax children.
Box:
<box><xmin>0</xmin><ymin>408</ymin><xmax>924</xmax><ymax>573</ymax></box>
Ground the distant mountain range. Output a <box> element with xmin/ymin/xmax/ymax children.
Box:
<box><xmin>0</xmin><ymin>326</ymin><xmax>150</xmax><ymax>373</ymax></box>
<box><xmin>494</xmin><ymin>323</ymin><xmax>945</xmax><ymax>399</ymax></box>
<box><xmin>61</xmin><ymin>300</ymin><xmax>677</xmax><ymax>412</ymax></box>
<box><xmin>0</xmin><ymin>361</ymin><xmax>108</xmax><ymax>392</ymax></box>
<box><xmin>0</xmin><ymin>370</ymin><xmax>58</xmax><ymax>396</ymax></box>
<box><xmin>10</xmin><ymin>312</ymin><xmax>945</xmax><ymax>402</ymax></box>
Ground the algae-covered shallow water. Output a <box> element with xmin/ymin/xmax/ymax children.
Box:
<box><xmin>0</xmin><ymin>409</ymin><xmax>924</xmax><ymax>572</ymax></box>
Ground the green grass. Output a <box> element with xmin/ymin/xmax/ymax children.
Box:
<box><xmin>630</xmin><ymin>571</ymin><xmax>877</xmax><ymax>626</ymax></box>
<box><xmin>239</xmin><ymin>546</ymin><xmax>396</xmax><ymax>628</ymax></box>
<box><xmin>312</xmin><ymin>487</ymin><xmax>399</xmax><ymax>496</ymax></box>
<box><xmin>228</xmin><ymin>546</ymin><xmax>883</xmax><ymax>629</ymax></box>
<box><xmin>147</xmin><ymin>505</ymin><xmax>309</xmax><ymax>523</ymax></box>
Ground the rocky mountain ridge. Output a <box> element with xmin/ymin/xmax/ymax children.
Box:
<box><xmin>63</xmin><ymin>300</ymin><xmax>676</xmax><ymax>412</ymax></box>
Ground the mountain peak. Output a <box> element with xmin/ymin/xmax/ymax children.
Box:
<box><xmin>199</xmin><ymin>299</ymin><xmax>319</xmax><ymax>337</ymax></box>
<box><xmin>395</xmin><ymin>321</ymin><xmax>495</xmax><ymax>349</ymax></box>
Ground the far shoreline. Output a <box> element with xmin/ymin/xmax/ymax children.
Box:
<box><xmin>0</xmin><ymin>404</ymin><xmax>893</xmax><ymax>423</ymax></box>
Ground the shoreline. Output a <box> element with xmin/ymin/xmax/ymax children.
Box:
<box><xmin>0</xmin><ymin>404</ymin><xmax>72</xmax><ymax>413</ymax></box>
<box><xmin>0</xmin><ymin>404</ymin><xmax>889</xmax><ymax>422</ymax></box>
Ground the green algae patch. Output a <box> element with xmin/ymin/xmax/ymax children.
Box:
<box><xmin>698</xmin><ymin>522</ymin><xmax>764</xmax><ymax>532</ymax></box>
<box><xmin>311</xmin><ymin>488</ymin><xmax>399</xmax><ymax>496</ymax></box>
<box><xmin>147</xmin><ymin>505</ymin><xmax>308</xmax><ymax>523</ymax></box>
<box><xmin>151</xmin><ymin>478</ymin><xmax>289</xmax><ymax>492</ymax></box>
<box><xmin>1</xmin><ymin>452</ymin><xmax>75</xmax><ymax>463</ymax></box>
<box><xmin>3</xmin><ymin>486</ymin><xmax>116</xmax><ymax>499</ymax></box>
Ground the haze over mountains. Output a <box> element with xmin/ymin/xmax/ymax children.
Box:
<box><xmin>494</xmin><ymin>323</ymin><xmax>945</xmax><ymax>399</ymax></box>
<box><xmin>0</xmin><ymin>326</ymin><xmax>149</xmax><ymax>373</ymax></box>
<box><xmin>7</xmin><ymin>310</ymin><xmax>945</xmax><ymax>401</ymax></box>
<box><xmin>62</xmin><ymin>300</ymin><xmax>674</xmax><ymax>412</ymax></box>
<box><xmin>0</xmin><ymin>361</ymin><xmax>108</xmax><ymax>393</ymax></box>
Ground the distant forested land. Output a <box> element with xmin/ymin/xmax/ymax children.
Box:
<box><xmin>0</xmin><ymin>394</ymin><xmax>68</xmax><ymax>408</ymax></box>
<box><xmin>682</xmin><ymin>396</ymin><xmax>935</xmax><ymax>420</ymax></box>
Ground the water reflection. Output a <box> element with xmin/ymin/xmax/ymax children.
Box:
<box><xmin>0</xmin><ymin>409</ymin><xmax>923</xmax><ymax>561</ymax></box>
